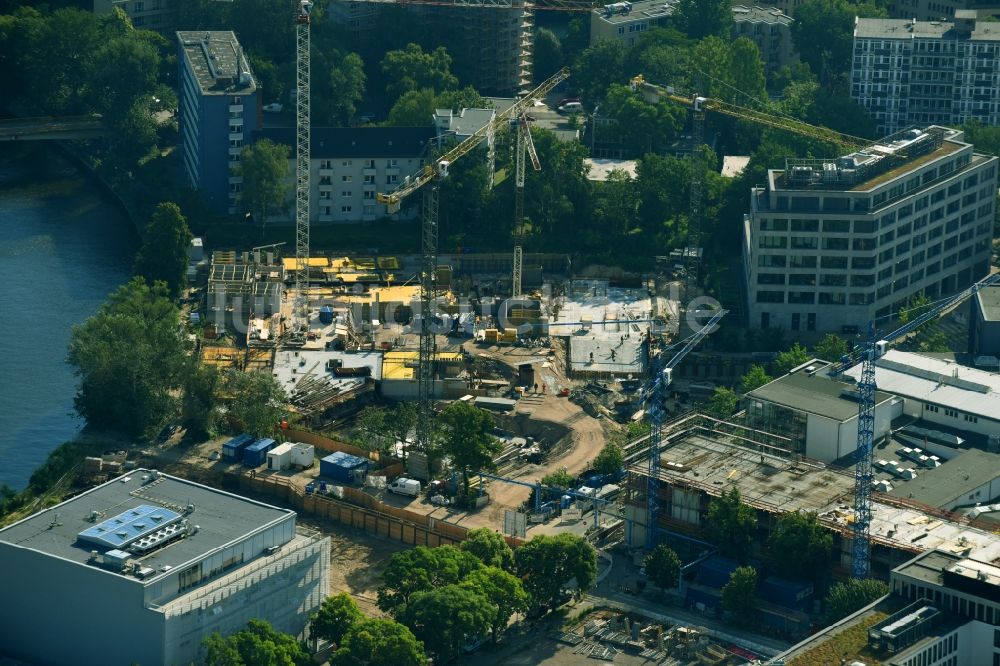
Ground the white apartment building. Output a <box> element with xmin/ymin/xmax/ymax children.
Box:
<box><xmin>253</xmin><ymin>126</ymin><xmax>436</xmax><ymax>223</ymax></box>
<box><xmin>732</xmin><ymin>4</ymin><xmax>797</xmax><ymax>76</ymax></box>
<box><xmin>589</xmin><ymin>0</ymin><xmax>677</xmax><ymax>48</ymax></box>
<box><xmin>743</xmin><ymin>126</ymin><xmax>997</xmax><ymax>332</ymax></box>
<box><xmin>852</xmin><ymin>12</ymin><xmax>1000</xmax><ymax>136</ymax></box>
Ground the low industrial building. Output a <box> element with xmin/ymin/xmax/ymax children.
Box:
<box><xmin>844</xmin><ymin>349</ymin><xmax>1000</xmax><ymax>441</ymax></box>
<box><xmin>745</xmin><ymin>359</ymin><xmax>901</xmax><ymax>462</ymax></box>
<box><xmin>0</xmin><ymin>471</ymin><xmax>329</xmax><ymax>666</ymax></box>
<box><xmin>886</xmin><ymin>448</ymin><xmax>1000</xmax><ymax>510</ymax></box>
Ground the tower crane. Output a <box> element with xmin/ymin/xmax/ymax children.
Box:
<box><xmin>629</xmin><ymin>75</ymin><xmax>869</xmax><ymax>317</ymax></box>
<box><xmin>513</xmin><ymin>108</ymin><xmax>541</xmax><ymax>297</ymax></box>
<box><xmin>376</xmin><ymin>67</ymin><xmax>570</xmax><ymax>455</ymax></box>
<box><xmin>849</xmin><ymin>270</ymin><xmax>1000</xmax><ymax>578</ymax></box>
<box><xmin>292</xmin><ymin>0</ymin><xmax>312</xmax><ymax>345</ymax></box>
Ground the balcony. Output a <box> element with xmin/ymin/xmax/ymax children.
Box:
<box><xmin>319</xmin><ymin>168</ymin><xmax>334</xmax><ymax>177</ymax></box>
<box><xmin>229</xmin><ymin>104</ymin><xmax>243</xmax><ymax>113</ymax></box>
<box><xmin>385</xmin><ymin>167</ymin><xmax>400</xmax><ymax>176</ymax></box>
<box><xmin>229</xmin><ymin>132</ymin><xmax>243</xmax><ymax>142</ymax></box>
<box><xmin>363</xmin><ymin>167</ymin><xmax>377</xmax><ymax>176</ymax></box>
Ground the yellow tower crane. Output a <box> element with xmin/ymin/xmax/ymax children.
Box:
<box><xmin>376</xmin><ymin>66</ymin><xmax>570</xmax><ymax>456</ymax></box>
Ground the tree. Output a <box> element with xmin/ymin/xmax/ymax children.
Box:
<box><xmin>460</xmin><ymin>528</ymin><xmax>514</xmax><ymax>571</ymax></box>
<box><xmin>674</xmin><ymin>0</ymin><xmax>733</xmax><ymax>39</ymax></box>
<box><xmin>237</xmin><ymin>138</ymin><xmax>291</xmax><ymax>225</ymax></box>
<box><xmin>381</xmin><ymin>43</ymin><xmax>458</xmax><ymax>98</ymax></box>
<box><xmin>133</xmin><ymin>202</ymin><xmax>193</xmax><ymax>298</ymax></box>
<box><xmin>325</xmin><ymin>51</ymin><xmax>366</xmax><ymax>125</ymax></box>
<box><xmin>721</xmin><ymin>566</ymin><xmax>758</xmax><ymax>620</ymax></box>
<box><xmin>728</xmin><ymin>37</ymin><xmax>767</xmax><ymax>105</ymax></box>
<box><xmin>437</xmin><ymin>402</ymin><xmax>502</xmax><ymax>492</ymax></box>
<box><xmin>331</xmin><ymin>618</ymin><xmax>427</xmax><ymax>666</ymax></box>
<box><xmin>222</xmin><ymin>370</ymin><xmax>287</xmax><ymax>438</ymax></box>
<box><xmin>182</xmin><ymin>364</ymin><xmax>219</xmax><ymax>438</ymax></box>
<box><xmin>533</xmin><ymin>28</ymin><xmax>563</xmax><ymax>81</ymax></box>
<box><xmin>917</xmin><ymin>331</ymin><xmax>950</xmax><ymax>353</ymax></box>
<box><xmin>767</xmin><ymin>510</ymin><xmax>833</xmax><ymax>579</ymax></box>
<box><xmin>354</xmin><ymin>406</ymin><xmax>390</xmax><ymax>453</ymax></box>
<box><xmin>814</xmin><ymin>333</ymin><xmax>849</xmax><ymax>363</ymax></box>
<box><xmin>386</xmin><ymin>88</ymin><xmax>437</xmax><ymax>126</ymax></box>
<box><xmin>643</xmin><ymin>544</ymin><xmax>682</xmax><ymax>591</ymax></box>
<box><xmin>388</xmin><ymin>402</ymin><xmax>418</xmax><ymax>457</ymax></box>
<box><xmin>378</xmin><ymin>545</ymin><xmax>483</xmax><ymax>615</ymax></box>
<box><xmin>399</xmin><ymin>584</ymin><xmax>493</xmax><ymax>662</ymax></box>
<box><xmin>740</xmin><ymin>365</ymin><xmax>772</xmax><ymax>394</ymax></box>
<box><xmin>312</xmin><ymin>593</ymin><xmax>364</xmax><ymax>646</ymax></box>
<box><xmin>573</xmin><ymin>39</ymin><xmax>626</xmax><ymax>104</ymax></box>
<box><xmin>460</xmin><ymin>567</ymin><xmax>529</xmax><ymax>644</ymax></box>
<box><xmin>898</xmin><ymin>292</ymin><xmax>932</xmax><ymax>324</ymax></box>
<box><xmin>774</xmin><ymin>342</ymin><xmax>811</xmax><ymax>374</ymax></box>
<box><xmin>599</xmin><ymin>84</ymin><xmax>686</xmax><ymax>157</ymax></box>
<box><xmin>202</xmin><ymin>619</ymin><xmax>311</xmax><ymax>666</ymax></box>
<box><xmin>515</xmin><ymin>533</ymin><xmax>597</xmax><ymax>609</ymax></box>
<box><xmin>68</xmin><ymin>278</ymin><xmax>188</xmax><ymax>437</ymax></box>
<box><xmin>592</xmin><ymin>441</ymin><xmax>624</xmax><ymax>476</ymax></box>
<box><xmin>792</xmin><ymin>0</ymin><xmax>887</xmax><ymax>85</ymax></box>
<box><xmin>540</xmin><ymin>468</ymin><xmax>574</xmax><ymax>490</ymax></box>
<box><xmin>707</xmin><ymin>387</ymin><xmax>738</xmax><ymax>418</ymax></box>
<box><xmin>824</xmin><ymin>578</ymin><xmax>889</xmax><ymax>623</ymax></box>
<box><xmin>706</xmin><ymin>487</ymin><xmax>757</xmax><ymax>562</ymax></box>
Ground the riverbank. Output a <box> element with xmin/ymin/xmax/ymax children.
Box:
<box><xmin>0</xmin><ymin>143</ymin><xmax>136</xmax><ymax>489</ymax></box>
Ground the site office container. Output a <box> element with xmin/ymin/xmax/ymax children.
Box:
<box><xmin>222</xmin><ymin>433</ymin><xmax>255</xmax><ymax>461</ymax></box>
<box><xmin>319</xmin><ymin>451</ymin><xmax>369</xmax><ymax>483</ymax></box>
<box><xmin>267</xmin><ymin>442</ymin><xmax>294</xmax><ymax>471</ymax></box>
<box><xmin>243</xmin><ymin>438</ymin><xmax>276</xmax><ymax>467</ymax></box>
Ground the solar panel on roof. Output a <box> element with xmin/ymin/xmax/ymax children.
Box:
<box><xmin>77</xmin><ymin>505</ymin><xmax>183</xmax><ymax>550</ymax></box>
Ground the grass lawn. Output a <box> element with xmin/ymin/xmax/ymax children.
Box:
<box><xmin>787</xmin><ymin>612</ymin><xmax>887</xmax><ymax>666</ymax></box>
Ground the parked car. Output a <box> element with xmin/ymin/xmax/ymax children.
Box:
<box><xmin>263</xmin><ymin>102</ymin><xmax>283</xmax><ymax>113</ymax></box>
<box><xmin>388</xmin><ymin>477</ymin><xmax>421</xmax><ymax>497</ymax></box>
<box><xmin>557</xmin><ymin>96</ymin><xmax>580</xmax><ymax>107</ymax></box>
<box><xmin>557</xmin><ymin>101</ymin><xmax>583</xmax><ymax>114</ymax></box>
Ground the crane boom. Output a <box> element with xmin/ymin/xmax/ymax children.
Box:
<box><xmin>345</xmin><ymin>0</ymin><xmax>599</xmax><ymax>9</ymax></box>
<box><xmin>377</xmin><ymin>67</ymin><xmax>569</xmax><ymax>211</ymax></box>
<box><xmin>629</xmin><ymin>76</ymin><xmax>870</xmax><ymax>150</ymax></box>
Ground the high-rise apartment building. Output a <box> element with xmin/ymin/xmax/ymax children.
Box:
<box><xmin>852</xmin><ymin>13</ymin><xmax>1000</xmax><ymax>136</ymax></box>
<box><xmin>177</xmin><ymin>31</ymin><xmax>259</xmax><ymax>215</ymax></box>
<box><xmin>743</xmin><ymin>126</ymin><xmax>997</xmax><ymax>332</ymax></box>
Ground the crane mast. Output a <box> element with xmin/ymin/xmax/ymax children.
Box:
<box><xmin>293</xmin><ymin>1</ymin><xmax>311</xmax><ymax>342</ymax></box>
<box><xmin>512</xmin><ymin>110</ymin><xmax>540</xmax><ymax>297</ymax></box>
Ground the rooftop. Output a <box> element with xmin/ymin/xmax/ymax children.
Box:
<box><xmin>433</xmin><ymin>108</ymin><xmax>495</xmax><ymax>139</ymax></box>
<box><xmin>273</xmin><ymin>349</ymin><xmax>383</xmax><ymax>397</ymax></box>
<box><xmin>855</xmin><ymin>17</ymin><xmax>1000</xmax><ymax>42</ymax></box>
<box><xmin>177</xmin><ymin>31</ymin><xmax>256</xmax><ymax>96</ymax></box>
<box><xmin>0</xmin><ymin>471</ymin><xmax>292</xmax><ymax>584</ymax></box>
<box><xmin>844</xmin><ymin>349</ymin><xmax>1000</xmax><ymax>421</ymax></box>
<box><xmin>887</xmin><ymin>448</ymin><xmax>1000</xmax><ymax>508</ymax></box>
<box><xmin>975</xmin><ymin>286</ymin><xmax>1000</xmax><ymax>322</ymax></box>
<box><xmin>631</xmin><ymin>416</ymin><xmax>1000</xmax><ymax>561</ymax></box>
<box><xmin>253</xmin><ymin>126</ymin><xmax>436</xmax><ymax>159</ymax></box>
<box><xmin>592</xmin><ymin>0</ymin><xmax>677</xmax><ymax>25</ymax></box>
<box><xmin>382</xmin><ymin>350</ymin><xmax>464</xmax><ymax>380</ymax></box>
<box><xmin>748</xmin><ymin>363</ymin><xmax>894</xmax><ymax>422</ymax></box>
<box><xmin>732</xmin><ymin>4</ymin><xmax>792</xmax><ymax>25</ymax></box>
<box><xmin>584</xmin><ymin>158</ymin><xmax>638</xmax><ymax>182</ymax></box>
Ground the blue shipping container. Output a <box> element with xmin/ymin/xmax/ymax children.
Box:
<box><xmin>759</xmin><ymin>577</ymin><xmax>813</xmax><ymax>609</ymax></box>
<box><xmin>222</xmin><ymin>434</ymin><xmax>255</xmax><ymax>461</ymax></box>
<box><xmin>244</xmin><ymin>438</ymin><xmax>276</xmax><ymax>467</ymax></box>
<box><xmin>320</xmin><ymin>451</ymin><xmax>369</xmax><ymax>483</ymax></box>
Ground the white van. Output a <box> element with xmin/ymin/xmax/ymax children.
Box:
<box><xmin>388</xmin><ymin>477</ymin><xmax>421</xmax><ymax>497</ymax></box>
<box><xmin>557</xmin><ymin>101</ymin><xmax>583</xmax><ymax>114</ymax></box>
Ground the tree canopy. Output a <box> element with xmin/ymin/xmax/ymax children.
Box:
<box><xmin>133</xmin><ymin>202</ymin><xmax>193</xmax><ymax>298</ymax></box>
<box><xmin>721</xmin><ymin>566</ymin><xmax>758</xmax><ymax>621</ymax></box>
<box><xmin>68</xmin><ymin>278</ymin><xmax>188</xmax><ymax>438</ymax></box>
<box><xmin>237</xmin><ymin>138</ymin><xmax>291</xmax><ymax>224</ymax></box>
<box><xmin>437</xmin><ymin>402</ymin><xmax>502</xmax><ymax>492</ymax></box>
<box><xmin>460</xmin><ymin>528</ymin><xmax>514</xmax><ymax>571</ymax></box>
<box><xmin>331</xmin><ymin>618</ymin><xmax>427</xmax><ymax>666</ymax></box>
<box><xmin>706</xmin><ymin>487</ymin><xmax>757</xmax><ymax>562</ymax></box>
<box><xmin>824</xmin><ymin>578</ymin><xmax>889</xmax><ymax>623</ymax></box>
<box><xmin>643</xmin><ymin>544</ymin><xmax>682</xmax><ymax>590</ymax></box>
<box><xmin>767</xmin><ymin>511</ymin><xmax>833</xmax><ymax>579</ymax></box>
<box><xmin>707</xmin><ymin>387</ymin><xmax>739</xmax><ymax>418</ymax></box>
<box><xmin>673</xmin><ymin>0</ymin><xmax>733</xmax><ymax>39</ymax></box>
<box><xmin>774</xmin><ymin>342</ymin><xmax>811</xmax><ymax>375</ymax></box>
<box><xmin>460</xmin><ymin>566</ymin><xmax>529</xmax><ymax>644</ymax></box>
<box><xmin>740</xmin><ymin>365</ymin><xmax>772</xmax><ymax>394</ymax></box>
<box><xmin>202</xmin><ymin>619</ymin><xmax>311</xmax><ymax>666</ymax></box>
<box><xmin>381</xmin><ymin>43</ymin><xmax>458</xmax><ymax>98</ymax></box>
<box><xmin>222</xmin><ymin>370</ymin><xmax>287</xmax><ymax>439</ymax></box>
<box><xmin>377</xmin><ymin>545</ymin><xmax>483</xmax><ymax>615</ymax></box>
<box><xmin>312</xmin><ymin>593</ymin><xmax>365</xmax><ymax>647</ymax></box>
<box><xmin>791</xmin><ymin>0</ymin><xmax>887</xmax><ymax>85</ymax></box>
<box><xmin>515</xmin><ymin>533</ymin><xmax>597</xmax><ymax>609</ymax></box>
<box><xmin>592</xmin><ymin>441</ymin><xmax>624</xmax><ymax>476</ymax></box>
<box><xmin>399</xmin><ymin>584</ymin><xmax>493</xmax><ymax>662</ymax></box>
<box><xmin>814</xmin><ymin>334</ymin><xmax>850</xmax><ymax>363</ymax></box>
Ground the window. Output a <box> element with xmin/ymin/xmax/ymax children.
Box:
<box><xmin>341</xmin><ymin>205</ymin><xmax>352</xmax><ymax>213</ymax></box>
<box><xmin>821</xmin><ymin>274</ymin><xmax>847</xmax><ymax>286</ymax></box>
<box><xmin>760</xmin><ymin>218</ymin><xmax>788</xmax><ymax>231</ymax></box>
<box><xmin>363</xmin><ymin>191</ymin><xmax>375</xmax><ymax>200</ymax></box>
<box><xmin>756</xmin><ymin>291</ymin><xmax>784</xmax><ymax>303</ymax></box>
<box><xmin>790</xmin><ymin>219</ymin><xmax>819</xmax><ymax>231</ymax></box>
<box><xmin>386</xmin><ymin>175</ymin><xmax>398</xmax><ymax>184</ymax></box>
<box><xmin>925</xmin><ymin>404</ymin><xmax>939</xmax><ymax>413</ymax></box>
<box><xmin>823</xmin><ymin>238</ymin><xmax>849</xmax><ymax>251</ymax></box>
<box><xmin>341</xmin><ymin>190</ymin><xmax>352</xmax><ymax>197</ymax></box>
<box><xmin>179</xmin><ymin>563</ymin><xmax>202</xmax><ymax>592</ymax></box>
<box><xmin>231</xmin><ymin>96</ymin><xmax>241</xmax><ymax>105</ymax></box>
<box><xmin>965</xmin><ymin>414</ymin><xmax>978</xmax><ymax>423</ymax></box>
<box><xmin>789</xmin><ymin>255</ymin><xmax>817</xmax><ymax>268</ymax></box>
<box><xmin>791</xmin><ymin>237</ymin><xmax>818</xmax><ymax>250</ymax></box>
<box><xmin>365</xmin><ymin>159</ymin><xmax>375</xmax><ymax>168</ymax></box>
<box><xmin>758</xmin><ymin>274</ymin><xmax>785</xmax><ymax>285</ymax></box>
<box><xmin>819</xmin><ymin>293</ymin><xmax>845</xmax><ymax>305</ymax></box>
<box><xmin>759</xmin><ymin>236</ymin><xmax>787</xmax><ymax>249</ymax></box>
<box><xmin>823</xmin><ymin>219</ymin><xmax>850</xmax><ymax>233</ymax></box>
<box><xmin>789</xmin><ymin>274</ymin><xmax>815</xmax><ymax>286</ymax></box>
<box><xmin>364</xmin><ymin>175</ymin><xmax>375</xmax><ymax>184</ymax></box>
<box><xmin>342</xmin><ymin>160</ymin><xmax>352</xmax><ymax>167</ymax></box>
<box><xmin>822</xmin><ymin>256</ymin><xmax>849</xmax><ymax>269</ymax></box>
<box><xmin>788</xmin><ymin>291</ymin><xmax>816</xmax><ymax>304</ymax></box>
<box><xmin>945</xmin><ymin>408</ymin><xmax>959</xmax><ymax>418</ymax></box>
<box><xmin>320</xmin><ymin>159</ymin><xmax>332</xmax><ymax>169</ymax></box>
<box><xmin>342</xmin><ymin>175</ymin><xmax>352</xmax><ymax>182</ymax></box>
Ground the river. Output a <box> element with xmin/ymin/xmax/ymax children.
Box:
<box><xmin>0</xmin><ymin>146</ymin><xmax>137</xmax><ymax>489</ymax></box>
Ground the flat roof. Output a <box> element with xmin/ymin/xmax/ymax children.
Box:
<box><xmin>0</xmin><ymin>471</ymin><xmax>292</xmax><ymax>583</ymax></box>
<box><xmin>274</xmin><ymin>350</ymin><xmax>383</xmax><ymax>398</ymax></box>
<box><xmin>732</xmin><ymin>4</ymin><xmax>792</xmax><ymax>25</ymax></box>
<box><xmin>855</xmin><ymin>17</ymin><xmax>1000</xmax><ymax>41</ymax></box>
<box><xmin>748</xmin><ymin>365</ymin><xmax>894</xmax><ymax>422</ymax></box>
<box><xmin>434</xmin><ymin>108</ymin><xmax>495</xmax><ymax>139</ymax></box>
<box><xmin>592</xmin><ymin>0</ymin><xmax>677</xmax><ymax>25</ymax></box>
<box><xmin>976</xmin><ymin>286</ymin><xmax>1000</xmax><ymax>322</ymax></box>
<box><xmin>382</xmin><ymin>350</ymin><xmax>463</xmax><ymax>380</ymax></box>
<box><xmin>845</xmin><ymin>350</ymin><xmax>1000</xmax><ymax>421</ymax></box>
<box><xmin>584</xmin><ymin>158</ymin><xmax>638</xmax><ymax>182</ymax></box>
<box><xmin>887</xmin><ymin>449</ymin><xmax>1000</xmax><ymax>507</ymax></box>
<box><xmin>631</xmin><ymin>417</ymin><xmax>1000</xmax><ymax>562</ymax></box>
<box><xmin>177</xmin><ymin>31</ymin><xmax>257</xmax><ymax>96</ymax></box>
